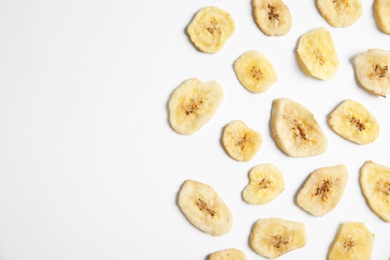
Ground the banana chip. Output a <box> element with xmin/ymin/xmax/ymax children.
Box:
<box><xmin>374</xmin><ymin>0</ymin><xmax>390</xmax><ymax>34</ymax></box>
<box><xmin>208</xmin><ymin>248</ymin><xmax>246</xmax><ymax>260</ymax></box>
<box><xmin>317</xmin><ymin>0</ymin><xmax>362</xmax><ymax>27</ymax></box>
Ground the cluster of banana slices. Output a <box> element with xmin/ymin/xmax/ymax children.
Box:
<box><xmin>168</xmin><ymin>0</ymin><xmax>390</xmax><ymax>259</ymax></box>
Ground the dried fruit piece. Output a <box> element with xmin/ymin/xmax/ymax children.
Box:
<box><xmin>208</xmin><ymin>248</ymin><xmax>246</xmax><ymax>260</ymax></box>
<box><xmin>297</xmin><ymin>165</ymin><xmax>348</xmax><ymax>217</ymax></box>
<box><xmin>374</xmin><ymin>0</ymin><xmax>390</xmax><ymax>34</ymax></box>
<box><xmin>178</xmin><ymin>180</ymin><xmax>233</xmax><ymax>236</ymax></box>
<box><xmin>317</xmin><ymin>0</ymin><xmax>362</xmax><ymax>27</ymax></box>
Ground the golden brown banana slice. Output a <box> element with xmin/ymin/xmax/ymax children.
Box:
<box><xmin>252</xmin><ymin>0</ymin><xmax>292</xmax><ymax>36</ymax></box>
<box><xmin>168</xmin><ymin>78</ymin><xmax>223</xmax><ymax>135</ymax></box>
<box><xmin>178</xmin><ymin>180</ymin><xmax>233</xmax><ymax>236</ymax></box>
<box><xmin>270</xmin><ymin>98</ymin><xmax>328</xmax><ymax>157</ymax></box>
<box><xmin>297</xmin><ymin>27</ymin><xmax>339</xmax><ymax>80</ymax></box>
<box><xmin>328</xmin><ymin>99</ymin><xmax>380</xmax><ymax>145</ymax></box>
<box><xmin>360</xmin><ymin>161</ymin><xmax>390</xmax><ymax>222</ymax></box>
<box><xmin>317</xmin><ymin>0</ymin><xmax>363</xmax><ymax>27</ymax></box>
<box><xmin>242</xmin><ymin>164</ymin><xmax>285</xmax><ymax>205</ymax></box>
<box><xmin>187</xmin><ymin>6</ymin><xmax>235</xmax><ymax>54</ymax></box>
<box><xmin>374</xmin><ymin>0</ymin><xmax>390</xmax><ymax>34</ymax></box>
<box><xmin>234</xmin><ymin>50</ymin><xmax>277</xmax><ymax>93</ymax></box>
<box><xmin>354</xmin><ymin>49</ymin><xmax>390</xmax><ymax>97</ymax></box>
<box><xmin>222</xmin><ymin>120</ymin><xmax>262</xmax><ymax>162</ymax></box>
<box><xmin>297</xmin><ymin>165</ymin><xmax>348</xmax><ymax>217</ymax></box>
<box><xmin>208</xmin><ymin>248</ymin><xmax>246</xmax><ymax>260</ymax></box>
<box><xmin>250</xmin><ymin>218</ymin><xmax>306</xmax><ymax>259</ymax></box>
<box><xmin>328</xmin><ymin>222</ymin><xmax>375</xmax><ymax>260</ymax></box>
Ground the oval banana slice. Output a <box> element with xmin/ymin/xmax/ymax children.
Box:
<box><xmin>374</xmin><ymin>0</ymin><xmax>390</xmax><ymax>34</ymax></box>
<box><xmin>270</xmin><ymin>98</ymin><xmax>328</xmax><ymax>157</ymax></box>
<box><xmin>187</xmin><ymin>6</ymin><xmax>236</xmax><ymax>54</ymax></box>
<box><xmin>354</xmin><ymin>49</ymin><xmax>390</xmax><ymax>97</ymax></box>
<box><xmin>178</xmin><ymin>180</ymin><xmax>233</xmax><ymax>236</ymax></box>
<box><xmin>252</xmin><ymin>0</ymin><xmax>292</xmax><ymax>36</ymax></box>
<box><xmin>317</xmin><ymin>0</ymin><xmax>363</xmax><ymax>27</ymax></box>
<box><xmin>250</xmin><ymin>218</ymin><xmax>306</xmax><ymax>259</ymax></box>
<box><xmin>297</xmin><ymin>165</ymin><xmax>348</xmax><ymax>217</ymax></box>
<box><xmin>328</xmin><ymin>222</ymin><xmax>375</xmax><ymax>260</ymax></box>
<box><xmin>360</xmin><ymin>161</ymin><xmax>390</xmax><ymax>222</ymax></box>
<box><xmin>234</xmin><ymin>50</ymin><xmax>277</xmax><ymax>93</ymax></box>
<box><xmin>208</xmin><ymin>248</ymin><xmax>246</xmax><ymax>260</ymax></box>
<box><xmin>243</xmin><ymin>164</ymin><xmax>285</xmax><ymax>205</ymax></box>
<box><xmin>328</xmin><ymin>99</ymin><xmax>380</xmax><ymax>145</ymax></box>
<box><xmin>168</xmin><ymin>78</ymin><xmax>223</xmax><ymax>135</ymax></box>
<box><xmin>297</xmin><ymin>27</ymin><xmax>339</xmax><ymax>80</ymax></box>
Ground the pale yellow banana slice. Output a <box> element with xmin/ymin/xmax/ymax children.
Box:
<box><xmin>234</xmin><ymin>50</ymin><xmax>277</xmax><ymax>93</ymax></box>
<box><xmin>208</xmin><ymin>248</ymin><xmax>246</xmax><ymax>260</ymax></box>
<box><xmin>242</xmin><ymin>164</ymin><xmax>285</xmax><ymax>205</ymax></box>
<box><xmin>297</xmin><ymin>27</ymin><xmax>339</xmax><ymax>80</ymax></box>
<box><xmin>374</xmin><ymin>0</ymin><xmax>390</xmax><ymax>34</ymax></box>
<box><xmin>270</xmin><ymin>98</ymin><xmax>328</xmax><ymax>157</ymax></box>
<box><xmin>317</xmin><ymin>0</ymin><xmax>362</xmax><ymax>27</ymax></box>
<box><xmin>360</xmin><ymin>161</ymin><xmax>390</xmax><ymax>222</ymax></box>
<box><xmin>222</xmin><ymin>120</ymin><xmax>262</xmax><ymax>162</ymax></box>
<box><xmin>252</xmin><ymin>0</ymin><xmax>292</xmax><ymax>36</ymax></box>
<box><xmin>168</xmin><ymin>78</ymin><xmax>223</xmax><ymax>135</ymax></box>
<box><xmin>297</xmin><ymin>165</ymin><xmax>348</xmax><ymax>217</ymax></box>
<box><xmin>187</xmin><ymin>6</ymin><xmax>235</xmax><ymax>54</ymax></box>
<box><xmin>328</xmin><ymin>99</ymin><xmax>379</xmax><ymax>145</ymax></box>
<box><xmin>178</xmin><ymin>180</ymin><xmax>233</xmax><ymax>236</ymax></box>
<box><xmin>328</xmin><ymin>222</ymin><xmax>375</xmax><ymax>260</ymax></box>
<box><xmin>354</xmin><ymin>49</ymin><xmax>390</xmax><ymax>97</ymax></box>
<box><xmin>250</xmin><ymin>218</ymin><xmax>306</xmax><ymax>259</ymax></box>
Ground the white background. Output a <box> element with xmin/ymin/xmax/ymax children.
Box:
<box><xmin>0</xmin><ymin>0</ymin><xmax>389</xmax><ymax>259</ymax></box>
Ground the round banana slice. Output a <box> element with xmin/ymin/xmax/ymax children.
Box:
<box><xmin>208</xmin><ymin>248</ymin><xmax>246</xmax><ymax>260</ymax></box>
<box><xmin>354</xmin><ymin>49</ymin><xmax>390</xmax><ymax>97</ymax></box>
<box><xmin>250</xmin><ymin>218</ymin><xmax>306</xmax><ymax>259</ymax></box>
<box><xmin>374</xmin><ymin>0</ymin><xmax>390</xmax><ymax>34</ymax></box>
<box><xmin>317</xmin><ymin>0</ymin><xmax>363</xmax><ymax>27</ymax></box>
<box><xmin>360</xmin><ymin>161</ymin><xmax>390</xmax><ymax>222</ymax></box>
<box><xmin>328</xmin><ymin>99</ymin><xmax>380</xmax><ymax>145</ymax></box>
<box><xmin>187</xmin><ymin>6</ymin><xmax>236</xmax><ymax>54</ymax></box>
<box><xmin>297</xmin><ymin>27</ymin><xmax>339</xmax><ymax>80</ymax></box>
<box><xmin>234</xmin><ymin>50</ymin><xmax>277</xmax><ymax>93</ymax></box>
<box><xmin>222</xmin><ymin>120</ymin><xmax>262</xmax><ymax>162</ymax></box>
<box><xmin>252</xmin><ymin>0</ymin><xmax>292</xmax><ymax>36</ymax></box>
<box><xmin>328</xmin><ymin>222</ymin><xmax>375</xmax><ymax>260</ymax></box>
<box><xmin>168</xmin><ymin>78</ymin><xmax>223</xmax><ymax>135</ymax></box>
<box><xmin>270</xmin><ymin>98</ymin><xmax>328</xmax><ymax>157</ymax></box>
<box><xmin>297</xmin><ymin>165</ymin><xmax>348</xmax><ymax>217</ymax></box>
<box><xmin>178</xmin><ymin>180</ymin><xmax>233</xmax><ymax>236</ymax></box>
<box><xmin>242</xmin><ymin>164</ymin><xmax>285</xmax><ymax>205</ymax></box>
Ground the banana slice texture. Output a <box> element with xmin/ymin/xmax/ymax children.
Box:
<box><xmin>354</xmin><ymin>49</ymin><xmax>390</xmax><ymax>97</ymax></box>
<box><xmin>360</xmin><ymin>161</ymin><xmax>390</xmax><ymax>222</ymax></box>
<box><xmin>234</xmin><ymin>50</ymin><xmax>277</xmax><ymax>93</ymax></box>
<box><xmin>169</xmin><ymin>78</ymin><xmax>223</xmax><ymax>135</ymax></box>
<box><xmin>328</xmin><ymin>99</ymin><xmax>380</xmax><ymax>145</ymax></box>
<box><xmin>187</xmin><ymin>6</ymin><xmax>235</xmax><ymax>54</ymax></box>
<box><xmin>222</xmin><ymin>120</ymin><xmax>262</xmax><ymax>162</ymax></box>
<box><xmin>374</xmin><ymin>0</ymin><xmax>390</xmax><ymax>34</ymax></box>
<box><xmin>328</xmin><ymin>222</ymin><xmax>375</xmax><ymax>260</ymax></box>
<box><xmin>178</xmin><ymin>180</ymin><xmax>233</xmax><ymax>236</ymax></box>
<box><xmin>252</xmin><ymin>0</ymin><xmax>292</xmax><ymax>36</ymax></box>
<box><xmin>317</xmin><ymin>0</ymin><xmax>363</xmax><ymax>27</ymax></box>
<box><xmin>297</xmin><ymin>27</ymin><xmax>339</xmax><ymax>80</ymax></box>
<box><xmin>271</xmin><ymin>98</ymin><xmax>328</xmax><ymax>157</ymax></box>
<box><xmin>208</xmin><ymin>248</ymin><xmax>246</xmax><ymax>260</ymax></box>
<box><xmin>297</xmin><ymin>165</ymin><xmax>348</xmax><ymax>217</ymax></box>
<box><xmin>243</xmin><ymin>164</ymin><xmax>285</xmax><ymax>205</ymax></box>
<box><xmin>250</xmin><ymin>218</ymin><xmax>306</xmax><ymax>259</ymax></box>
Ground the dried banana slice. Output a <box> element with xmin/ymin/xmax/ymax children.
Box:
<box><xmin>354</xmin><ymin>49</ymin><xmax>390</xmax><ymax>97</ymax></box>
<box><xmin>208</xmin><ymin>248</ymin><xmax>246</xmax><ymax>260</ymax></box>
<box><xmin>270</xmin><ymin>98</ymin><xmax>328</xmax><ymax>157</ymax></box>
<box><xmin>252</xmin><ymin>0</ymin><xmax>292</xmax><ymax>36</ymax></box>
<box><xmin>250</xmin><ymin>218</ymin><xmax>306</xmax><ymax>259</ymax></box>
<box><xmin>297</xmin><ymin>165</ymin><xmax>348</xmax><ymax>217</ymax></box>
<box><xmin>234</xmin><ymin>50</ymin><xmax>277</xmax><ymax>93</ymax></box>
<box><xmin>374</xmin><ymin>0</ymin><xmax>390</xmax><ymax>34</ymax></box>
<box><xmin>222</xmin><ymin>120</ymin><xmax>262</xmax><ymax>162</ymax></box>
<box><xmin>168</xmin><ymin>78</ymin><xmax>223</xmax><ymax>135</ymax></box>
<box><xmin>328</xmin><ymin>222</ymin><xmax>375</xmax><ymax>260</ymax></box>
<box><xmin>297</xmin><ymin>27</ymin><xmax>339</xmax><ymax>80</ymax></box>
<box><xmin>360</xmin><ymin>161</ymin><xmax>390</xmax><ymax>222</ymax></box>
<box><xmin>317</xmin><ymin>0</ymin><xmax>363</xmax><ymax>27</ymax></box>
<box><xmin>242</xmin><ymin>164</ymin><xmax>285</xmax><ymax>205</ymax></box>
<box><xmin>178</xmin><ymin>180</ymin><xmax>233</xmax><ymax>236</ymax></box>
<box><xmin>328</xmin><ymin>99</ymin><xmax>380</xmax><ymax>145</ymax></box>
<box><xmin>187</xmin><ymin>6</ymin><xmax>235</xmax><ymax>54</ymax></box>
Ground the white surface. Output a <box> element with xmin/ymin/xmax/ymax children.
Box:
<box><xmin>0</xmin><ymin>0</ymin><xmax>389</xmax><ymax>259</ymax></box>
